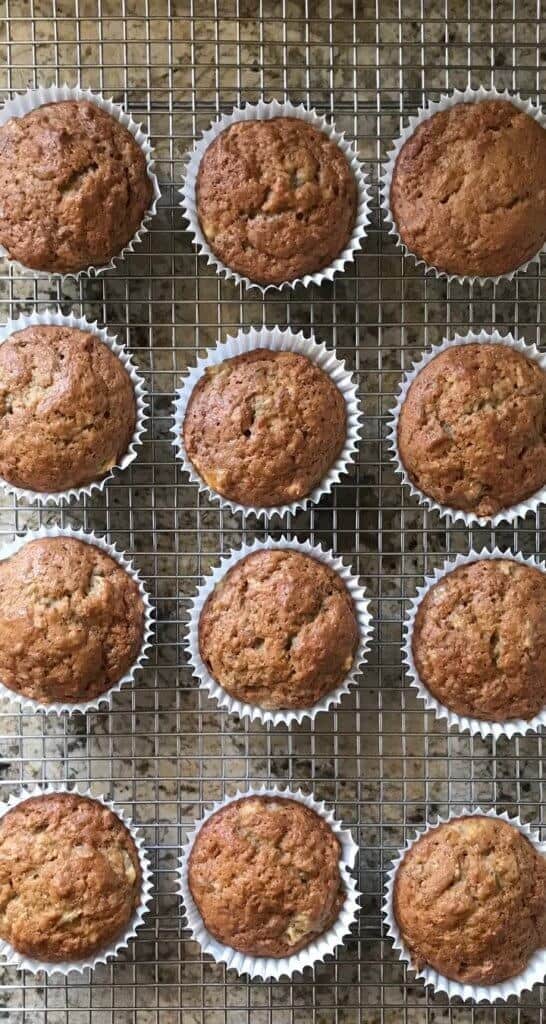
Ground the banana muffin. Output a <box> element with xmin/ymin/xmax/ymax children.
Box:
<box><xmin>397</xmin><ymin>342</ymin><xmax>546</xmax><ymax>517</ymax></box>
<box><xmin>412</xmin><ymin>559</ymin><xmax>546</xmax><ymax>722</ymax></box>
<box><xmin>0</xmin><ymin>792</ymin><xmax>141</xmax><ymax>962</ymax></box>
<box><xmin>393</xmin><ymin>815</ymin><xmax>546</xmax><ymax>984</ymax></box>
<box><xmin>0</xmin><ymin>536</ymin><xmax>145</xmax><ymax>705</ymax></box>
<box><xmin>389</xmin><ymin>99</ymin><xmax>546</xmax><ymax>277</ymax></box>
<box><xmin>183</xmin><ymin>349</ymin><xmax>347</xmax><ymax>508</ymax></box>
<box><xmin>0</xmin><ymin>100</ymin><xmax>153</xmax><ymax>273</ymax></box>
<box><xmin>188</xmin><ymin>795</ymin><xmax>345</xmax><ymax>957</ymax></box>
<box><xmin>0</xmin><ymin>324</ymin><xmax>137</xmax><ymax>494</ymax></box>
<box><xmin>195</xmin><ymin>117</ymin><xmax>357</xmax><ymax>285</ymax></box>
<box><xmin>199</xmin><ymin>549</ymin><xmax>359</xmax><ymax>710</ymax></box>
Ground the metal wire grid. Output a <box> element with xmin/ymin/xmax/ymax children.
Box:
<box><xmin>0</xmin><ymin>0</ymin><xmax>545</xmax><ymax>1021</ymax></box>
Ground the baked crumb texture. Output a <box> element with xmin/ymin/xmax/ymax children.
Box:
<box><xmin>390</xmin><ymin>99</ymin><xmax>546</xmax><ymax>278</ymax></box>
<box><xmin>196</xmin><ymin>117</ymin><xmax>357</xmax><ymax>284</ymax></box>
<box><xmin>0</xmin><ymin>100</ymin><xmax>153</xmax><ymax>273</ymax></box>
<box><xmin>394</xmin><ymin>815</ymin><xmax>546</xmax><ymax>984</ymax></box>
<box><xmin>0</xmin><ymin>537</ymin><xmax>145</xmax><ymax>705</ymax></box>
<box><xmin>0</xmin><ymin>793</ymin><xmax>141</xmax><ymax>962</ymax></box>
<box><xmin>188</xmin><ymin>796</ymin><xmax>345</xmax><ymax>958</ymax></box>
<box><xmin>183</xmin><ymin>349</ymin><xmax>347</xmax><ymax>508</ymax></box>
<box><xmin>199</xmin><ymin>549</ymin><xmax>359</xmax><ymax>710</ymax></box>
<box><xmin>412</xmin><ymin>559</ymin><xmax>546</xmax><ymax>722</ymax></box>
<box><xmin>0</xmin><ymin>325</ymin><xmax>137</xmax><ymax>493</ymax></box>
<box><xmin>397</xmin><ymin>343</ymin><xmax>546</xmax><ymax>517</ymax></box>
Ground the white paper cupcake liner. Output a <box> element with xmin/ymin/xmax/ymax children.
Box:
<box><xmin>388</xmin><ymin>330</ymin><xmax>546</xmax><ymax>527</ymax></box>
<box><xmin>186</xmin><ymin>536</ymin><xmax>373</xmax><ymax>726</ymax></box>
<box><xmin>0</xmin><ymin>84</ymin><xmax>160</xmax><ymax>280</ymax></box>
<box><xmin>381</xmin><ymin>86</ymin><xmax>546</xmax><ymax>285</ymax></box>
<box><xmin>0</xmin><ymin>308</ymin><xmax>148</xmax><ymax>504</ymax></box>
<box><xmin>384</xmin><ymin>807</ymin><xmax>546</xmax><ymax>1002</ymax></box>
<box><xmin>180</xmin><ymin>99</ymin><xmax>370</xmax><ymax>293</ymax></box>
<box><xmin>0</xmin><ymin>784</ymin><xmax>153</xmax><ymax>976</ymax></box>
<box><xmin>404</xmin><ymin>547</ymin><xmax>546</xmax><ymax>739</ymax></box>
<box><xmin>179</xmin><ymin>785</ymin><xmax>359</xmax><ymax>981</ymax></box>
<box><xmin>172</xmin><ymin>325</ymin><xmax>362</xmax><ymax>520</ymax></box>
<box><xmin>0</xmin><ymin>525</ymin><xmax>154</xmax><ymax>715</ymax></box>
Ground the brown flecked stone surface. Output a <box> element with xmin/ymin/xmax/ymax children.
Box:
<box><xmin>196</xmin><ymin>117</ymin><xmax>357</xmax><ymax>284</ymax></box>
<box><xmin>0</xmin><ymin>325</ymin><xmax>137</xmax><ymax>493</ymax></box>
<box><xmin>412</xmin><ymin>559</ymin><xmax>546</xmax><ymax>721</ymax></box>
<box><xmin>390</xmin><ymin>99</ymin><xmax>546</xmax><ymax>278</ymax></box>
<box><xmin>188</xmin><ymin>795</ymin><xmax>345</xmax><ymax>957</ymax></box>
<box><xmin>0</xmin><ymin>100</ymin><xmax>153</xmax><ymax>273</ymax></box>
<box><xmin>199</xmin><ymin>549</ymin><xmax>359</xmax><ymax>710</ymax></box>
<box><xmin>183</xmin><ymin>349</ymin><xmax>347</xmax><ymax>508</ymax></box>
<box><xmin>0</xmin><ymin>537</ymin><xmax>145</xmax><ymax>705</ymax></box>
<box><xmin>394</xmin><ymin>815</ymin><xmax>546</xmax><ymax>984</ymax></box>
<box><xmin>397</xmin><ymin>343</ymin><xmax>546</xmax><ymax>517</ymax></box>
<box><xmin>0</xmin><ymin>793</ymin><xmax>141</xmax><ymax>962</ymax></box>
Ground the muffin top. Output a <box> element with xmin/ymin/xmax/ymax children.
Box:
<box><xmin>0</xmin><ymin>325</ymin><xmax>137</xmax><ymax>494</ymax></box>
<box><xmin>199</xmin><ymin>549</ymin><xmax>359</xmax><ymax>711</ymax></box>
<box><xmin>183</xmin><ymin>349</ymin><xmax>347</xmax><ymax>508</ymax></box>
<box><xmin>397</xmin><ymin>343</ymin><xmax>546</xmax><ymax>517</ymax></box>
<box><xmin>390</xmin><ymin>99</ymin><xmax>546</xmax><ymax>278</ymax></box>
<box><xmin>0</xmin><ymin>100</ymin><xmax>153</xmax><ymax>273</ymax></box>
<box><xmin>412</xmin><ymin>559</ymin><xmax>546</xmax><ymax>722</ymax></box>
<box><xmin>196</xmin><ymin>117</ymin><xmax>357</xmax><ymax>285</ymax></box>
<box><xmin>394</xmin><ymin>815</ymin><xmax>546</xmax><ymax>984</ymax></box>
<box><xmin>0</xmin><ymin>537</ymin><xmax>145</xmax><ymax>705</ymax></box>
<box><xmin>188</xmin><ymin>795</ymin><xmax>344</xmax><ymax>958</ymax></box>
<box><xmin>0</xmin><ymin>793</ymin><xmax>141</xmax><ymax>962</ymax></box>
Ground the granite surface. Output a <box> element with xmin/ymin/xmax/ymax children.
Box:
<box><xmin>0</xmin><ymin>1</ymin><xmax>545</xmax><ymax>1022</ymax></box>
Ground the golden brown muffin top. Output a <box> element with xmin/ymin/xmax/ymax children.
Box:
<box><xmin>196</xmin><ymin>117</ymin><xmax>357</xmax><ymax>285</ymax></box>
<box><xmin>412</xmin><ymin>559</ymin><xmax>546</xmax><ymax>722</ymax></box>
<box><xmin>183</xmin><ymin>349</ymin><xmax>347</xmax><ymax>508</ymax></box>
<box><xmin>199</xmin><ymin>549</ymin><xmax>359</xmax><ymax>710</ymax></box>
<box><xmin>0</xmin><ymin>100</ymin><xmax>153</xmax><ymax>273</ymax></box>
<box><xmin>0</xmin><ymin>793</ymin><xmax>141</xmax><ymax>962</ymax></box>
<box><xmin>394</xmin><ymin>815</ymin><xmax>546</xmax><ymax>984</ymax></box>
<box><xmin>0</xmin><ymin>537</ymin><xmax>145</xmax><ymax>705</ymax></box>
<box><xmin>0</xmin><ymin>325</ymin><xmax>137</xmax><ymax>494</ymax></box>
<box><xmin>188</xmin><ymin>795</ymin><xmax>345</xmax><ymax>958</ymax></box>
<box><xmin>397</xmin><ymin>343</ymin><xmax>546</xmax><ymax>517</ymax></box>
<box><xmin>390</xmin><ymin>99</ymin><xmax>546</xmax><ymax>278</ymax></box>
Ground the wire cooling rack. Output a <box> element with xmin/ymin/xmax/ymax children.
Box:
<box><xmin>1</xmin><ymin>1</ymin><xmax>546</xmax><ymax>1021</ymax></box>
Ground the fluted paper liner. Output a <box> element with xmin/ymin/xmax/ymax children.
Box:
<box><xmin>180</xmin><ymin>99</ymin><xmax>370</xmax><ymax>293</ymax></box>
<box><xmin>381</xmin><ymin>86</ymin><xmax>546</xmax><ymax>284</ymax></box>
<box><xmin>179</xmin><ymin>785</ymin><xmax>359</xmax><ymax>980</ymax></box>
<box><xmin>384</xmin><ymin>807</ymin><xmax>546</xmax><ymax>1001</ymax></box>
<box><xmin>0</xmin><ymin>525</ymin><xmax>153</xmax><ymax>714</ymax></box>
<box><xmin>404</xmin><ymin>547</ymin><xmax>546</xmax><ymax>739</ymax></box>
<box><xmin>388</xmin><ymin>330</ymin><xmax>546</xmax><ymax>526</ymax></box>
<box><xmin>0</xmin><ymin>84</ymin><xmax>160</xmax><ymax>279</ymax></box>
<box><xmin>172</xmin><ymin>325</ymin><xmax>362</xmax><ymax>520</ymax></box>
<box><xmin>0</xmin><ymin>784</ymin><xmax>152</xmax><ymax>976</ymax></box>
<box><xmin>186</xmin><ymin>536</ymin><xmax>373</xmax><ymax>725</ymax></box>
<box><xmin>0</xmin><ymin>308</ymin><xmax>148</xmax><ymax>504</ymax></box>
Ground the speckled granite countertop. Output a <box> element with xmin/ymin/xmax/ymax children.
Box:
<box><xmin>0</xmin><ymin>2</ymin><xmax>545</xmax><ymax>1022</ymax></box>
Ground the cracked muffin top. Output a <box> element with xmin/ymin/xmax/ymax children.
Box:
<box><xmin>198</xmin><ymin>549</ymin><xmax>359</xmax><ymax>711</ymax></box>
<box><xmin>397</xmin><ymin>343</ymin><xmax>546</xmax><ymax>517</ymax></box>
<box><xmin>195</xmin><ymin>117</ymin><xmax>357</xmax><ymax>284</ymax></box>
<box><xmin>183</xmin><ymin>349</ymin><xmax>347</xmax><ymax>508</ymax></box>
<box><xmin>390</xmin><ymin>99</ymin><xmax>546</xmax><ymax>278</ymax></box>
<box><xmin>0</xmin><ymin>324</ymin><xmax>137</xmax><ymax>494</ymax></box>
<box><xmin>0</xmin><ymin>537</ymin><xmax>145</xmax><ymax>705</ymax></box>
<box><xmin>188</xmin><ymin>795</ymin><xmax>345</xmax><ymax>958</ymax></box>
<box><xmin>412</xmin><ymin>559</ymin><xmax>546</xmax><ymax>722</ymax></box>
<box><xmin>0</xmin><ymin>792</ymin><xmax>141</xmax><ymax>962</ymax></box>
<box><xmin>394</xmin><ymin>815</ymin><xmax>546</xmax><ymax>984</ymax></box>
<box><xmin>0</xmin><ymin>100</ymin><xmax>153</xmax><ymax>273</ymax></box>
